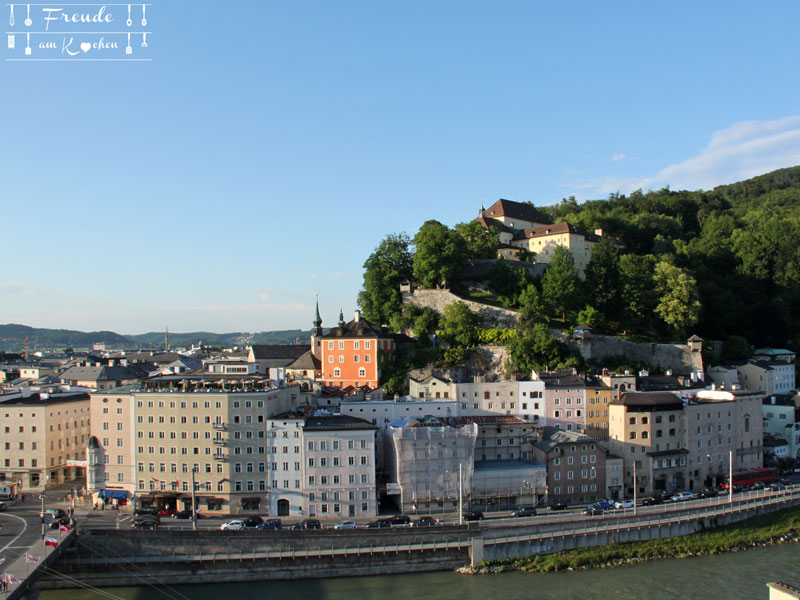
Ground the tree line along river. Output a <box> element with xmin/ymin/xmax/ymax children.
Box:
<box><xmin>39</xmin><ymin>542</ymin><xmax>800</xmax><ymax>600</ymax></box>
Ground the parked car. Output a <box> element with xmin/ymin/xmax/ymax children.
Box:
<box><xmin>258</xmin><ymin>519</ymin><xmax>283</xmax><ymax>530</ymax></box>
<box><xmin>697</xmin><ymin>488</ymin><xmax>718</xmax><ymax>498</ymax></box>
<box><xmin>220</xmin><ymin>520</ymin><xmax>247</xmax><ymax>531</ymax></box>
<box><xmin>172</xmin><ymin>509</ymin><xmax>200</xmax><ymax>519</ymax></box>
<box><xmin>641</xmin><ymin>496</ymin><xmax>662</xmax><ymax>506</ymax></box>
<box><xmin>613</xmin><ymin>499</ymin><xmax>635</xmax><ymax>510</ymax></box>
<box><xmin>297</xmin><ymin>519</ymin><xmax>321</xmax><ymax>530</ymax></box>
<box><xmin>389</xmin><ymin>515</ymin><xmax>412</xmax><ymax>526</ymax></box>
<box><xmin>366</xmin><ymin>519</ymin><xmax>392</xmax><ymax>528</ymax></box>
<box><xmin>548</xmin><ymin>502</ymin><xmax>568</xmax><ymax>511</ymax></box>
<box><xmin>0</xmin><ymin>501</ymin><xmax>6</xmax><ymax>511</ymax></box>
<box><xmin>41</xmin><ymin>508</ymin><xmax>66</xmax><ymax>519</ymax></box>
<box><xmin>131</xmin><ymin>519</ymin><xmax>158</xmax><ymax>530</ymax></box>
<box><xmin>768</xmin><ymin>482</ymin><xmax>787</xmax><ymax>491</ymax></box>
<box><xmin>748</xmin><ymin>481</ymin><xmax>765</xmax><ymax>491</ymax></box>
<box><xmin>334</xmin><ymin>520</ymin><xmax>358</xmax><ymax>530</ymax></box>
<box><xmin>133</xmin><ymin>514</ymin><xmax>160</xmax><ymax>525</ymax></box>
<box><xmin>49</xmin><ymin>517</ymin><xmax>73</xmax><ymax>530</ymax></box>
<box><xmin>413</xmin><ymin>516</ymin><xmax>439</xmax><ymax>527</ymax></box>
<box><xmin>462</xmin><ymin>510</ymin><xmax>484</xmax><ymax>522</ymax></box>
<box><xmin>670</xmin><ymin>491</ymin><xmax>695</xmax><ymax>502</ymax></box>
<box><xmin>583</xmin><ymin>506</ymin><xmax>605</xmax><ymax>516</ymax></box>
<box><xmin>157</xmin><ymin>507</ymin><xmax>176</xmax><ymax>517</ymax></box>
<box><xmin>134</xmin><ymin>507</ymin><xmax>159</xmax><ymax>517</ymax></box>
<box><xmin>243</xmin><ymin>516</ymin><xmax>264</xmax><ymax>529</ymax></box>
<box><xmin>731</xmin><ymin>483</ymin><xmax>744</xmax><ymax>494</ymax></box>
<box><xmin>594</xmin><ymin>499</ymin><xmax>614</xmax><ymax>510</ymax></box>
<box><xmin>511</xmin><ymin>506</ymin><xmax>537</xmax><ymax>517</ymax></box>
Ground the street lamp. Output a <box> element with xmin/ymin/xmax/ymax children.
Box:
<box><xmin>40</xmin><ymin>491</ymin><xmax>46</xmax><ymax>539</ymax></box>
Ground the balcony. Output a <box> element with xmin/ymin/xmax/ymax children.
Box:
<box><xmin>213</xmin><ymin>423</ymin><xmax>227</xmax><ymax>430</ymax></box>
<box><xmin>213</xmin><ymin>438</ymin><xmax>226</xmax><ymax>446</ymax></box>
<box><xmin>213</xmin><ymin>454</ymin><xmax>227</xmax><ymax>461</ymax></box>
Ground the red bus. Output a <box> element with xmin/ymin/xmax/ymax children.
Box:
<box><xmin>719</xmin><ymin>468</ymin><xmax>779</xmax><ymax>490</ymax></box>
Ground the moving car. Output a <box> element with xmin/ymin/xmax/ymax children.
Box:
<box><xmin>258</xmin><ymin>519</ymin><xmax>283</xmax><ymax>530</ymax></box>
<box><xmin>413</xmin><ymin>516</ymin><xmax>440</xmax><ymax>527</ymax></box>
<box><xmin>134</xmin><ymin>507</ymin><xmax>158</xmax><ymax>517</ymax></box>
<box><xmin>462</xmin><ymin>510</ymin><xmax>484</xmax><ymax>522</ymax></box>
<box><xmin>297</xmin><ymin>519</ymin><xmax>321</xmax><ymax>530</ymax></box>
<box><xmin>670</xmin><ymin>491</ymin><xmax>695</xmax><ymax>502</ymax></box>
<box><xmin>243</xmin><ymin>516</ymin><xmax>264</xmax><ymax>529</ymax></box>
<box><xmin>131</xmin><ymin>519</ymin><xmax>158</xmax><ymax>530</ymax></box>
<box><xmin>511</xmin><ymin>506</ymin><xmax>537</xmax><ymax>517</ymax></box>
<box><xmin>157</xmin><ymin>507</ymin><xmax>176</xmax><ymax>517</ymax></box>
<box><xmin>172</xmin><ymin>509</ymin><xmax>200</xmax><ymax>519</ymax></box>
<box><xmin>0</xmin><ymin>501</ymin><xmax>6</xmax><ymax>511</ymax></box>
<box><xmin>641</xmin><ymin>496</ymin><xmax>662</xmax><ymax>506</ymax></box>
<box><xmin>613</xmin><ymin>499</ymin><xmax>635</xmax><ymax>510</ymax></box>
<box><xmin>583</xmin><ymin>506</ymin><xmax>605</xmax><ymax>516</ymax></box>
<box><xmin>41</xmin><ymin>508</ymin><xmax>66</xmax><ymax>519</ymax></box>
<box><xmin>366</xmin><ymin>519</ymin><xmax>392</xmax><ymax>528</ymax></box>
<box><xmin>220</xmin><ymin>520</ymin><xmax>247</xmax><ymax>531</ymax></box>
<box><xmin>548</xmin><ymin>502</ymin><xmax>568</xmax><ymax>511</ymax></box>
<box><xmin>768</xmin><ymin>482</ymin><xmax>787</xmax><ymax>491</ymax></box>
<box><xmin>133</xmin><ymin>514</ymin><xmax>160</xmax><ymax>525</ymax></box>
<box><xmin>748</xmin><ymin>481</ymin><xmax>765</xmax><ymax>491</ymax></box>
<box><xmin>49</xmin><ymin>517</ymin><xmax>73</xmax><ymax>530</ymax></box>
<box><xmin>334</xmin><ymin>521</ymin><xmax>358</xmax><ymax>529</ymax></box>
<box><xmin>697</xmin><ymin>488</ymin><xmax>718</xmax><ymax>498</ymax></box>
<box><xmin>389</xmin><ymin>515</ymin><xmax>411</xmax><ymax>526</ymax></box>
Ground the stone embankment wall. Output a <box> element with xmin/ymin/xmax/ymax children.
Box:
<box><xmin>404</xmin><ymin>288</ymin><xmax>703</xmax><ymax>374</ymax></box>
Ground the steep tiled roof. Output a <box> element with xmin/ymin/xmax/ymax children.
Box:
<box><xmin>611</xmin><ymin>392</ymin><xmax>683</xmax><ymax>408</ymax></box>
<box><xmin>484</xmin><ymin>199</ymin><xmax>553</xmax><ymax>226</ymax></box>
<box><xmin>513</xmin><ymin>222</ymin><xmax>600</xmax><ymax>242</ymax></box>
<box><xmin>250</xmin><ymin>345</ymin><xmax>309</xmax><ymax>360</ymax></box>
<box><xmin>475</xmin><ymin>215</ymin><xmax>515</xmax><ymax>234</ymax></box>
<box><xmin>321</xmin><ymin>317</ymin><xmax>388</xmax><ymax>339</ymax></box>
<box><xmin>287</xmin><ymin>350</ymin><xmax>321</xmax><ymax>370</ymax></box>
<box><xmin>59</xmin><ymin>364</ymin><xmax>148</xmax><ymax>383</ymax></box>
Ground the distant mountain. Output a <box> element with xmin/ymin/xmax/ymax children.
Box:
<box><xmin>0</xmin><ymin>324</ymin><xmax>314</xmax><ymax>352</ymax></box>
<box><xmin>0</xmin><ymin>324</ymin><xmax>129</xmax><ymax>351</ymax></box>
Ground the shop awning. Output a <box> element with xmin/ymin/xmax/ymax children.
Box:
<box><xmin>99</xmin><ymin>489</ymin><xmax>128</xmax><ymax>500</ymax></box>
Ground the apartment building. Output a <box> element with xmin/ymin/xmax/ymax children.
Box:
<box><xmin>0</xmin><ymin>392</ymin><xmax>90</xmax><ymax>491</ymax></box>
<box><xmin>531</xmin><ymin>428</ymin><xmax>607</xmax><ymax>505</ymax></box>
<box><xmin>540</xmin><ymin>372</ymin><xmax>587</xmax><ymax>433</ymax></box>
<box><xmin>265</xmin><ymin>413</ymin><xmax>305</xmax><ymax>517</ymax></box>
<box><xmin>302</xmin><ymin>414</ymin><xmax>378</xmax><ymax>518</ymax></box>
<box><xmin>87</xmin><ymin>385</ymin><xmax>138</xmax><ymax>494</ymax></box>
<box><xmin>585</xmin><ymin>377</ymin><xmax>612</xmax><ymax>441</ymax></box>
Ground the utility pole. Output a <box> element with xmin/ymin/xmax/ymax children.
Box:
<box><xmin>191</xmin><ymin>467</ymin><xmax>197</xmax><ymax>531</ymax></box>
<box><xmin>633</xmin><ymin>461</ymin><xmax>637</xmax><ymax>515</ymax></box>
<box><xmin>729</xmin><ymin>450</ymin><xmax>733</xmax><ymax>503</ymax></box>
<box><xmin>40</xmin><ymin>491</ymin><xmax>46</xmax><ymax>539</ymax></box>
<box><xmin>458</xmin><ymin>463</ymin><xmax>463</xmax><ymax>525</ymax></box>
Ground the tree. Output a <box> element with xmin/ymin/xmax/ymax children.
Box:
<box><xmin>518</xmin><ymin>284</ymin><xmax>547</xmax><ymax>329</ymax></box>
<box><xmin>618</xmin><ymin>254</ymin><xmax>657</xmax><ymax>332</ymax></box>
<box><xmin>509</xmin><ymin>323</ymin><xmax>578</xmax><ymax>373</ymax></box>
<box><xmin>653</xmin><ymin>260</ymin><xmax>701</xmax><ymax>337</ymax></box>
<box><xmin>439</xmin><ymin>301</ymin><xmax>480</xmax><ymax>347</ymax></box>
<box><xmin>454</xmin><ymin>220</ymin><xmax>499</xmax><ymax>260</ymax></box>
<box><xmin>541</xmin><ymin>246</ymin><xmax>581</xmax><ymax>321</ymax></box>
<box><xmin>575</xmin><ymin>305</ymin><xmax>602</xmax><ymax>330</ymax></box>
<box><xmin>413</xmin><ymin>220</ymin><xmax>467</xmax><ymax>288</ymax></box>
<box><xmin>584</xmin><ymin>237</ymin><xmax>622</xmax><ymax>322</ymax></box>
<box><xmin>357</xmin><ymin>233</ymin><xmax>413</xmax><ymax>325</ymax></box>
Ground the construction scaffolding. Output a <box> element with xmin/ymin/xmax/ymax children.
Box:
<box><xmin>387</xmin><ymin>418</ymin><xmax>477</xmax><ymax>514</ymax></box>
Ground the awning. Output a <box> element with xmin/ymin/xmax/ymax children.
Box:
<box><xmin>99</xmin><ymin>489</ymin><xmax>128</xmax><ymax>500</ymax></box>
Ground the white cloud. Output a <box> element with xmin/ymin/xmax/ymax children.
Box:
<box><xmin>611</xmin><ymin>153</ymin><xmax>626</xmax><ymax>162</ymax></box>
<box><xmin>575</xmin><ymin>116</ymin><xmax>800</xmax><ymax>196</ymax></box>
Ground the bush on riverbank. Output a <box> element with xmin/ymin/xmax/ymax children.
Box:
<box><xmin>467</xmin><ymin>505</ymin><xmax>800</xmax><ymax>575</ymax></box>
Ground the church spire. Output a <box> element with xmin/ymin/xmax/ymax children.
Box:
<box><xmin>338</xmin><ymin>307</ymin><xmax>345</xmax><ymax>328</ymax></box>
<box><xmin>479</xmin><ymin>198</ymin><xmax>485</xmax><ymax>218</ymax></box>
<box><xmin>311</xmin><ymin>295</ymin><xmax>323</xmax><ymax>337</ymax></box>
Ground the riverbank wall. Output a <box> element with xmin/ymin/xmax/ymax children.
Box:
<box><xmin>39</xmin><ymin>492</ymin><xmax>800</xmax><ymax>588</ymax></box>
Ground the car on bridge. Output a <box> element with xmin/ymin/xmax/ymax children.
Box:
<box><xmin>334</xmin><ymin>521</ymin><xmax>358</xmax><ymax>529</ymax></box>
<box><xmin>462</xmin><ymin>511</ymin><xmax>484</xmax><ymax>522</ymax></box>
<box><xmin>670</xmin><ymin>491</ymin><xmax>695</xmax><ymax>502</ymax></box>
<box><xmin>613</xmin><ymin>499</ymin><xmax>635</xmax><ymax>510</ymax></box>
<box><xmin>511</xmin><ymin>506</ymin><xmax>537</xmax><ymax>517</ymax></box>
<box><xmin>548</xmin><ymin>502</ymin><xmax>569</xmax><ymax>511</ymax></box>
<box><xmin>412</xmin><ymin>516</ymin><xmax>439</xmax><ymax>527</ymax></box>
<box><xmin>0</xmin><ymin>501</ymin><xmax>6</xmax><ymax>511</ymax></box>
<box><xmin>366</xmin><ymin>519</ymin><xmax>392</xmax><ymax>528</ymax></box>
<box><xmin>220</xmin><ymin>520</ymin><xmax>247</xmax><ymax>531</ymax></box>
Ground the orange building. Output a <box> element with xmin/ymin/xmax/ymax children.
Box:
<box><xmin>311</xmin><ymin>308</ymin><xmax>395</xmax><ymax>389</ymax></box>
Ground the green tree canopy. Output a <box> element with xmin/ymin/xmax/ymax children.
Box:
<box><xmin>653</xmin><ymin>260</ymin><xmax>701</xmax><ymax>337</ymax></box>
<box><xmin>357</xmin><ymin>233</ymin><xmax>413</xmax><ymax>325</ymax></box>
<box><xmin>454</xmin><ymin>220</ymin><xmax>499</xmax><ymax>260</ymax></box>
<box><xmin>439</xmin><ymin>301</ymin><xmax>480</xmax><ymax>347</ymax></box>
<box><xmin>583</xmin><ymin>237</ymin><xmax>622</xmax><ymax>323</ymax></box>
<box><xmin>509</xmin><ymin>323</ymin><xmax>578</xmax><ymax>373</ymax></box>
<box><xmin>413</xmin><ymin>220</ymin><xmax>467</xmax><ymax>288</ymax></box>
<box><xmin>541</xmin><ymin>246</ymin><xmax>581</xmax><ymax>321</ymax></box>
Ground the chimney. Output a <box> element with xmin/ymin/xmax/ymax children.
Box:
<box><xmin>354</xmin><ymin>310</ymin><xmax>361</xmax><ymax>322</ymax></box>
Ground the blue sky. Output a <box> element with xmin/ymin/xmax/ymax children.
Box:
<box><xmin>2</xmin><ymin>0</ymin><xmax>799</xmax><ymax>335</ymax></box>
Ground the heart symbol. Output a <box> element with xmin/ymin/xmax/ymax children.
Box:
<box><xmin>80</xmin><ymin>42</ymin><xmax>90</xmax><ymax>53</ymax></box>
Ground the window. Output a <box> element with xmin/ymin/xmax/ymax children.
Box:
<box><xmin>358</xmin><ymin>368</ymin><xmax>366</xmax><ymax>378</ymax></box>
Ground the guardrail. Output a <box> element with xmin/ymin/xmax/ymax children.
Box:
<box><xmin>62</xmin><ymin>487</ymin><xmax>800</xmax><ymax>567</ymax></box>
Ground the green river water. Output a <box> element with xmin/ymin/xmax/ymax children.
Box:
<box><xmin>40</xmin><ymin>543</ymin><xmax>800</xmax><ymax>600</ymax></box>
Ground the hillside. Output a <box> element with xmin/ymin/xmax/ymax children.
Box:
<box><xmin>0</xmin><ymin>324</ymin><xmax>313</xmax><ymax>352</ymax></box>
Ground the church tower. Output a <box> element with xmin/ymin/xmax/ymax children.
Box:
<box><xmin>311</xmin><ymin>297</ymin><xmax>323</xmax><ymax>359</ymax></box>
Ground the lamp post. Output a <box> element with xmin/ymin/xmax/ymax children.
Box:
<box><xmin>633</xmin><ymin>460</ymin><xmax>637</xmax><ymax>516</ymax></box>
<box><xmin>458</xmin><ymin>464</ymin><xmax>463</xmax><ymax>525</ymax></box>
<box><xmin>191</xmin><ymin>467</ymin><xmax>198</xmax><ymax>531</ymax></box>
<box><xmin>39</xmin><ymin>491</ymin><xmax>46</xmax><ymax>539</ymax></box>
<box><xmin>729</xmin><ymin>449</ymin><xmax>733</xmax><ymax>504</ymax></box>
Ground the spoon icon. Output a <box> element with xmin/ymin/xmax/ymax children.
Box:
<box><xmin>9</xmin><ymin>5</ymin><xmax>14</xmax><ymax>27</ymax></box>
<box><xmin>24</xmin><ymin>4</ymin><xmax>31</xmax><ymax>27</ymax></box>
<box><xmin>127</xmin><ymin>4</ymin><xmax>132</xmax><ymax>27</ymax></box>
<box><xmin>141</xmin><ymin>4</ymin><xmax>146</xmax><ymax>27</ymax></box>
<box><xmin>141</xmin><ymin>32</ymin><xmax>147</xmax><ymax>48</ymax></box>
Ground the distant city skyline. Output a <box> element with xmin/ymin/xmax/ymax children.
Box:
<box><xmin>2</xmin><ymin>1</ymin><xmax>799</xmax><ymax>333</ymax></box>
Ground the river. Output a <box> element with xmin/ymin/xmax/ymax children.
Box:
<box><xmin>39</xmin><ymin>543</ymin><xmax>800</xmax><ymax>600</ymax></box>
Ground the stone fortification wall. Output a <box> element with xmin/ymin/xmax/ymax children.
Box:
<box><xmin>404</xmin><ymin>288</ymin><xmax>703</xmax><ymax>374</ymax></box>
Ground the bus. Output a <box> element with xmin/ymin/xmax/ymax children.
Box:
<box><xmin>719</xmin><ymin>468</ymin><xmax>779</xmax><ymax>490</ymax></box>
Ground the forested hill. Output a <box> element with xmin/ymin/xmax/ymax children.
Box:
<box><xmin>539</xmin><ymin>166</ymin><xmax>800</xmax><ymax>347</ymax></box>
